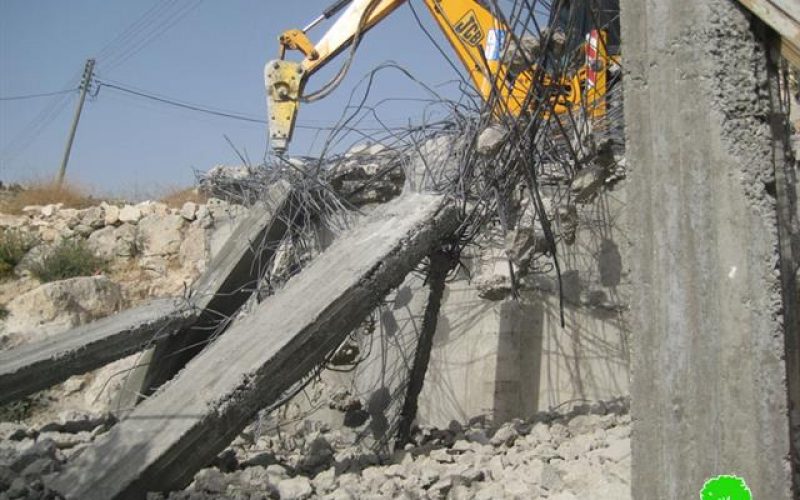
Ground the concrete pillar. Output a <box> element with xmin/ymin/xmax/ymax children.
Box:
<box><xmin>622</xmin><ymin>0</ymin><xmax>798</xmax><ymax>498</ymax></box>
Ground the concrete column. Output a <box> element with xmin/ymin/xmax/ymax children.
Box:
<box><xmin>622</xmin><ymin>0</ymin><xmax>798</xmax><ymax>498</ymax></box>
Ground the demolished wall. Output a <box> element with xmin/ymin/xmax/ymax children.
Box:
<box><xmin>276</xmin><ymin>136</ymin><xmax>632</xmax><ymax>437</ymax></box>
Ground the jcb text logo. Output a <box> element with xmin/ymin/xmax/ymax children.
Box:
<box><xmin>454</xmin><ymin>11</ymin><xmax>483</xmax><ymax>46</ymax></box>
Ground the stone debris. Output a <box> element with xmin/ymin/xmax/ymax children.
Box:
<box><xmin>117</xmin><ymin>205</ymin><xmax>142</xmax><ymax>224</ymax></box>
<box><xmin>0</xmin><ymin>410</ymin><xmax>112</xmax><ymax>499</ymax></box>
<box><xmin>127</xmin><ymin>400</ymin><xmax>631</xmax><ymax>500</ymax></box>
<box><xmin>476</xmin><ymin>124</ymin><xmax>507</xmax><ymax>156</ymax></box>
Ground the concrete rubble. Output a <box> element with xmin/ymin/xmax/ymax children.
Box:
<box><xmin>0</xmin><ymin>399</ymin><xmax>634</xmax><ymax>499</ymax></box>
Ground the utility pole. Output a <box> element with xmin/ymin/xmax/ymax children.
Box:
<box><xmin>56</xmin><ymin>58</ymin><xmax>95</xmax><ymax>187</ymax></box>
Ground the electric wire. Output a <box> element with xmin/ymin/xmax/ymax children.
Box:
<box><xmin>0</xmin><ymin>88</ymin><xmax>78</xmax><ymax>102</ymax></box>
<box><xmin>100</xmin><ymin>0</ymin><xmax>205</xmax><ymax>73</ymax></box>
<box><xmin>0</xmin><ymin>70</ymin><xmax>83</xmax><ymax>165</ymax></box>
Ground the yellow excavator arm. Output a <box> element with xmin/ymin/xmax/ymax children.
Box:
<box><xmin>266</xmin><ymin>0</ymin><xmax>511</xmax><ymax>154</ymax></box>
<box><xmin>265</xmin><ymin>0</ymin><xmax>610</xmax><ymax>154</ymax></box>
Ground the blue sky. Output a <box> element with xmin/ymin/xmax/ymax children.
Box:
<box><xmin>0</xmin><ymin>1</ymin><xmax>466</xmax><ymax>195</ymax></box>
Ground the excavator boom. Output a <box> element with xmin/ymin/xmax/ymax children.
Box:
<box><xmin>266</xmin><ymin>0</ymin><xmax>614</xmax><ymax>154</ymax></box>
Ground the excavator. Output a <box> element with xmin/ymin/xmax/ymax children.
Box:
<box><xmin>265</xmin><ymin>0</ymin><xmax>622</xmax><ymax>155</ymax></box>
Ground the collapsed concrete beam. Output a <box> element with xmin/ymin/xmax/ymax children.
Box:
<box><xmin>50</xmin><ymin>193</ymin><xmax>459</xmax><ymax>499</ymax></box>
<box><xmin>0</xmin><ymin>298</ymin><xmax>195</xmax><ymax>406</ymax></box>
<box><xmin>135</xmin><ymin>181</ymin><xmax>295</xmax><ymax>396</ymax></box>
<box><xmin>0</xmin><ymin>181</ymin><xmax>292</xmax><ymax>406</ymax></box>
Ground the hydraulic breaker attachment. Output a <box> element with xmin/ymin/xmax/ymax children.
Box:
<box><xmin>265</xmin><ymin>60</ymin><xmax>305</xmax><ymax>155</ymax></box>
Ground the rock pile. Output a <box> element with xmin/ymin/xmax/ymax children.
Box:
<box><xmin>0</xmin><ymin>410</ymin><xmax>114</xmax><ymax>499</ymax></box>
<box><xmin>149</xmin><ymin>400</ymin><xmax>631</xmax><ymax>499</ymax></box>
<box><xmin>0</xmin><ymin>400</ymin><xmax>632</xmax><ymax>498</ymax></box>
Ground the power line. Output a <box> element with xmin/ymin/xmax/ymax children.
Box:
<box><xmin>98</xmin><ymin>0</ymin><xmax>204</xmax><ymax>73</ymax></box>
<box><xmin>94</xmin><ymin>1</ymin><xmax>178</xmax><ymax>61</ymax></box>
<box><xmin>95</xmin><ymin>79</ymin><xmax>398</xmax><ymax>131</ymax></box>
<box><xmin>0</xmin><ymin>70</ymin><xmax>83</xmax><ymax>164</ymax></box>
<box><xmin>97</xmin><ymin>81</ymin><xmax>268</xmax><ymax>124</ymax></box>
<box><xmin>0</xmin><ymin>88</ymin><xmax>78</xmax><ymax>102</ymax></box>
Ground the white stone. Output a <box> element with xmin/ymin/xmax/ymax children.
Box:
<box><xmin>3</xmin><ymin>276</ymin><xmax>123</xmax><ymax>347</ymax></box>
<box><xmin>40</xmin><ymin>205</ymin><xmax>58</xmax><ymax>218</ymax></box>
<box><xmin>487</xmin><ymin>454</ymin><xmax>506</xmax><ymax>481</ymax></box>
<box><xmin>86</xmin><ymin>227</ymin><xmax>118</xmax><ymax>260</ymax></box>
<box><xmin>62</xmin><ymin>377</ymin><xmax>85</xmax><ymax>395</ymax></box>
<box><xmin>474</xmin><ymin>483</ymin><xmax>506</xmax><ymax>500</ymax></box>
<box><xmin>138</xmin><ymin>214</ymin><xmax>184</xmax><ymax>256</ymax></box>
<box><xmin>594</xmin><ymin>438</ymin><xmax>630</xmax><ymax>463</ymax></box>
<box><xmin>490</xmin><ymin>422</ymin><xmax>519</xmax><ymax>446</ymax></box>
<box><xmin>557</xmin><ymin>434</ymin><xmax>595</xmax><ymax>460</ymax></box>
<box><xmin>476</xmin><ymin>124</ymin><xmax>507</xmax><ymax>156</ymax></box>
<box><xmin>80</xmin><ymin>207</ymin><xmax>105</xmax><ymax>229</ymax></box>
<box><xmin>180</xmin><ymin>201</ymin><xmax>198</xmax><ymax>221</ymax></box>
<box><xmin>549</xmin><ymin>423</ymin><xmax>570</xmax><ymax>445</ymax></box>
<box><xmin>37</xmin><ymin>431</ymin><xmax>92</xmax><ymax>449</ymax></box>
<box><xmin>38</xmin><ymin>227</ymin><xmax>62</xmax><ymax>242</ymax></box>
<box><xmin>118</xmin><ymin>206</ymin><xmax>142</xmax><ymax>223</ymax></box>
<box><xmin>504</xmin><ymin>478</ymin><xmax>532</xmax><ymax>497</ymax></box>
<box><xmin>191</xmin><ymin>468</ymin><xmax>228</xmax><ymax>493</ymax></box>
<box><xmin>540</xmin><ymin>462</ymin><xmax>564</xmax><ymax>491</ymax></box>
<box><xmin>527</xmin><ymin>422</ymin><xmax>552</xmax><ymax>444</ymax></box>
<box><xmin>277</xmin><ymin>476</ymin><xmax>313</xmax><ymax>500</ymax></box>
<box><xmin>58</xmin><ymin>209</ymin><xmax>81</xmax><ymax>228</ymax></box>
<box><xmin>179</xmin><ymin>225</ymin><xmax>207</xmax><ymax>275</ymax></box>
<box><xmin>103</xmin><ymin>205</ymin><xmax>120</xmax><ymax>226</ymax></box>
<box><xmin>311</xmin><ymin>467</ymin><xmax>336</xmax><ymax>494</ymax></box>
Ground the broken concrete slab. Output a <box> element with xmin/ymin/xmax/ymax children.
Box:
<box><xmin>0</xmin><ymin>298</ymin><xmax>195</xmax><ymax>406</ymax></box>
<box><xmin>49</xmin><ymin>193</ymin><xmax>459</xmax><ymax>499</ymax></box>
